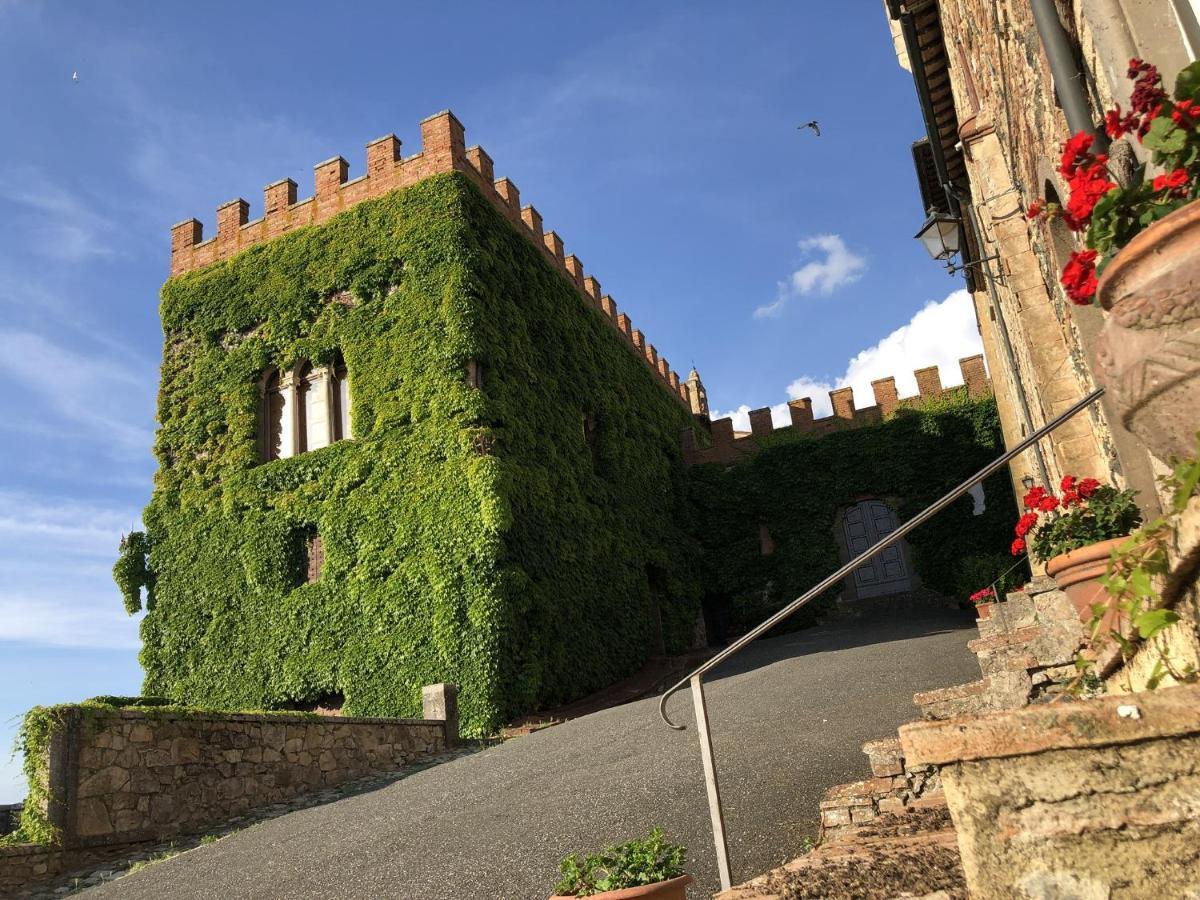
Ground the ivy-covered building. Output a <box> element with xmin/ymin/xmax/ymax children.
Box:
<box><xmin>125</xmin><ymin>112</ymin><xmax>708</xmax><ymax>736</ymax></box>
<box><xmin>119</xmin><ymin>110</ymin><xmax>1018</xmax><ymax>738</ymax></box>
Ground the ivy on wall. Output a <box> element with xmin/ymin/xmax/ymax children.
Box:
<box><xmin>688</xmin><ymin>392</ymin><xmax>1020</xmax><ymax>630</ymax></box>
<box><xmin>132</xmin><ymin>173</ymin><xmax>700</xmax><ymax>738</ymax></box>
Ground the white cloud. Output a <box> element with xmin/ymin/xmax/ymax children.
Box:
<box><xmin>717</xmin><ymin>289</ymin><xmax>983</xmax><ymax>428</ymax></box>
<box><xmin>0</xmin><ymin>492</ymin><xmax>142</xmax><ymax>649</ymax></box>
<box><xmin>755</xmin><ymin>234</ymin><xmax>867</xmax><ymax>318</ymax></box>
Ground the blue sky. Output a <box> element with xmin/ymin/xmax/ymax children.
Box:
<box><xmin>0</xmin><ymin>1</ymin><xmax>982</xmax><ymax>802</ymax></box>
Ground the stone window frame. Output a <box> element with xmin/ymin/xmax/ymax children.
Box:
<box><xmin>258</xmin><ymin>355</ymin><xmax>352</xmax><ymax>463</ymax></box>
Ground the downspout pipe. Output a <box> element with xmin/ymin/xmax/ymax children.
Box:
<box><xmin>1032</xmin><ymin>0</ymin><xmax>1107</xmax><ymax>147</ymax></box>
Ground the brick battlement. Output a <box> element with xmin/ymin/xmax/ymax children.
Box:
<box><xmin>683</xmin><ymin>355</ymin><xmax>990</xmax><ymax>466</ymax></box>
<box><xmin>169</xmin><ymin>111</ymin><xmax>695</xmax><ymax>409</ymax></box>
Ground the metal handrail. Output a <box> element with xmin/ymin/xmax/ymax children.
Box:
<box><xmin>659</xmin><ymin>386</ymin><xmax>1105</xmax><ymax>890</ymax></box>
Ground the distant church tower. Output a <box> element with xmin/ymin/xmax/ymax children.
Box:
<box><xmin>685</xmin><ymin>368</ymin><xmax>709</xmax><ymax>418</ymax></box>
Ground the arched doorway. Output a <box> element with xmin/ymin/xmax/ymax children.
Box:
<box><xmin>841</xmin><ymin>499</ymin><xmax>913</xmax><ymax>599</ymax></box>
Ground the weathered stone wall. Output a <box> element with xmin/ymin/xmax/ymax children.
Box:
<box><xmin>0</xmin><ymin>841</ymin><xmax>144</xmax><ymax>898</ymax></box>
<box><xmin>41</xmin><ymin>708</ymin><xmax>446</xmax><ymax>848</ymax></box>
<box><xmin>889</xmin><ymin>1</ymin><xmax>1193</xmax><ymax>521</ymax></box>
<box><xmin>900</xmin><ymin>684</ymin><xmax>1200</xmax><ymax>899</ymax></box>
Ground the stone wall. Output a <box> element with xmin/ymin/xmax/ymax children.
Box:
<box><xmin>900</xmin><ymin>684</ymin><xmax>1200</xmax><ymax>898</ymax></box>
<box><xmin>886</xmin><ymin>1</ymin><xmax>1191</xmax><ymax>520</ymax></box>
<box><xmin>0</xmin><ymin>841</ymin><xmax>144</xmax><ymax>898</ymax></box>
<box><xmin>38</xmin><ymin>707</ymin><xmax>448</xmax><ymax>849</ymax></box>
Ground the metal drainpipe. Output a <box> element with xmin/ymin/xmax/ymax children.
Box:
<box><xmin>958</xmin><ymin>195</ymin><xmax>1053</xmax><ymax>490</ymax></box>
<box><xmin>1032</xmin><ymin>0</ymin><xmax>1107</xmax><ymax>146</ymax></box>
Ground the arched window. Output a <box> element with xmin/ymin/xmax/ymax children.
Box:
<box><xmin>263</xmin><ymin>371</ymin><xmax>285</xmax><ymax>461</ymax></box>
<box><xmin>332</xmin><ymin>358</ymin><xmax>351</xmax><ymax>441</ymax></box>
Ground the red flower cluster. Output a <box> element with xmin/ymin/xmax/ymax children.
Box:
<box><xmin>969</xmin><ymin>587</ymin><xmax>995</xmax><ymax>605</ymax></box>
<box><xmin>1104</xmin><ymin>105</ymin><xmax>1140</xmax><ymax>139</ymax></box>
<box><xmin>1127</xmin><ymin>58</ymin><xmax>1168</xmax><ymax>137</ymax></box>
<box><xmin>1152</xmin><ymin>167</ymin><xmax>1189</xmax><ymax>196</ymax></box>
<box><xmin>1061</xmin><ymin>249</ymin><xmax>1099</xmax><ymax>304</ymax></box>
<box><xmin>1171</xmin><ymin>98</ymin><xmax>1200</xmax><ymax>128</ymax></box>
<box><xmin>1059</xmin><ymin>474</ymin><xmax>1100</xmax><ymax>507</ymax></box>
<box><xmin>1012</xmin><ymin>475</ymin><xmax>1105</xmax><ymax>556</ymax></box>
<box><xmin>1026</xmin><ymin>199</ymin><xmax>1044</xmax><ymax>220</ymax></box>
<box><xmin>1055</xmin><ymin>132</ymin><xmax>1116</xmax><ymax>231</ymax></box>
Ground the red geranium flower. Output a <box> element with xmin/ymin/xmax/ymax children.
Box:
<box><xmin>1171</xmin><ymin>99</ymin><xmax>1200</xmax><ymax>127</ymax></box>
<box><xmin>1058</xmin><ymin>132</ymin><xmax>1095</xmax><ymax>177</ymax></box>
<box><xmin>1062</xmin><ymin>489</ymin><xmax>1081</xmax><ymax>507</ymax></box>
<box><xmin>1011</xmin><ymin>537</ymin><xmax>1026</xmax><ymax>556</ymax></box>
<box><xmin>1023</xmin><ymin>486</ymin><xmax>1048</xmax><ymax>510</ymax></box>
<box><xmin>1064</xmin><ymin>161</ymin><xmax>1116</xmax><ymax>230</ymax></box>
<box><xmin>1061</xmin><ymin>250</ymin><xmax>1099</xmax><ymax>304</ymax></box>
<box><xmin>1015</xmin><ymin>512</ymin><xmax>1039</xmax><ymax>537</ymax></box>
<box><xmin>1104</xmin><ymin>105</ymin><xmax>1139</xmax><ymax>139</ymax></box>
<box><xmin>1152</xmin><ymin>167</ymin><xmax>1190</xmax><ymax>195</ymax></box>
<box><xmin>1027</xmin><ymin>199</ymin><xmax>1044</xmax><ymax>219</ymax></box>
<box><xmin>1038</xmin><ymin>495</ymin><xmax>1060</xmax><ymax>512</ymax></box>
<box><xmin>1061</xmin><ymin>475</ymin><xmax>1076</xmax><ymax>493</ymax></box>
<box><xmin>1078</xmin><ymin>477</ymin><xmax>1101</xmax><ymax>498</ymax></box>
<box><xmin>969</xmin><ymin>587</ymin><xmax>996</xmax><ymax>604</ymax></box>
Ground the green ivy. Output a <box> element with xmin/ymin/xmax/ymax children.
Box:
<box><xmin>688</xmin><ymin>392</ymin><xmax>1017</xmax><ymax>630</ymax></box>
<box><xmin>113</xmin><ymin>531</ymin><xmax>155</xmax><ymax>614</ymax></box>
<box><xmin>130</xmin><ymin>173</ymin><xmax>701</xmax><ymax>738</ymax></box>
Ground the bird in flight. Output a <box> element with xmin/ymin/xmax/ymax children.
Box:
<box><xmin>798</xmin><ymin>120</ymin><xmax>821</xmax><ymax>136</ymax></box>
<box><xmin>72</xmin><ymin>71</ymin><xmax>79</xmax><ymax>82</ymax></box>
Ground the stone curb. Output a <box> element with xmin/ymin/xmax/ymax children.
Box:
<box><xmin>900</xmin><ymin>682</ymin><xmax>1200</xmax><ymax>767</ymax></box>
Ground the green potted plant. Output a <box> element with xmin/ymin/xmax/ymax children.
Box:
<box><xmin>1011</xmin><ymin>475</ymin><xmax>1142</xmax><ymax>622</ymax></box>
<box><xmin>550</xmin><ymin>828</ymin><xmax>691</xmax><ymax>899</ymax></box>
<box><xmin>1028</xmin><ymin>58</ymin><xmax>1200</xmax><ymax>462</ymax></box>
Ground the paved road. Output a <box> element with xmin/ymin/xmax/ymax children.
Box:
<box><xmin>84</xmin><ymin>608</ymin><xmax>980</xmax><ymax>900</ymax></box>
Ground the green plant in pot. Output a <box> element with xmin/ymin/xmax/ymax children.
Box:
<box><xmin>1029</xmin><ymin>58</ymin><xmax>1200</xmax><ymax>462</ymax></box>
<box><xmin>1011</xmin><ymin>476</ymin><xmax>1142</xmax><ymax>622</ymax></box>
<box><xmin>551</xmin><ymin>828</ymin><xmax>691</xmax><ymax>899</ymax></box>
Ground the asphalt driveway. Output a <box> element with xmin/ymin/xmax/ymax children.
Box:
<box><xmin>83</xmin><ymin>608</ymin><xmax>980</xmax><ymax>899</ymax></box>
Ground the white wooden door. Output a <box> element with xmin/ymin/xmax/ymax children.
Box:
<box><xmin>843</xmin><ymin>500</ymin><xmax>912</xmax><ymax>599</ymax></box>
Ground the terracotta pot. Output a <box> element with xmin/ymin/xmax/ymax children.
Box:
<box><xmin>974</xmin><ymin>602</ymin><xmax>994</xmax><ymax>620</ymax></box>
<box><xmin>1043</xmin><ymin>536</ymin><xmax>1127</xmax><ymax>625</ymax></box>
<box><xmin>1095</xmin><ymin>200</ymin><xmax>1200</xmax><ymax>462</ymax></box>
<box><xmin>550</xmin><ymin>875</ymin><xmax>692</xmax><ymax>900</ymax></box>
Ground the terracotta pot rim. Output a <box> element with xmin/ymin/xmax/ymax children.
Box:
<box><xmin>549</xmin><ymin>874</ymin><xmax>693</xmax><ymax>900</ymax></box>
<box><xmin>1043</xmin><ymin>536</ymin><xmax>1129</xmax><ymax>578</ymax></box>
<box><xmin>1096</xmin><ymin>198</ymin><xmax>1200</xmax><ymax>311</ymax></box>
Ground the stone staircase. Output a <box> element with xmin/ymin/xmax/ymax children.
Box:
<box><xmin>718</xmin><ymin>576</ymin><xmax>1085</xmax><ymax>898</ymax></box>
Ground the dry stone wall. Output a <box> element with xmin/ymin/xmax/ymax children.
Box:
<box><xmin>42</xmin><ymin>708</ymin><xmax>446</xmax><ymax>848</ymax></box>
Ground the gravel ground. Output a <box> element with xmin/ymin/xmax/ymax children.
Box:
<box><xmin>79</xmin><ymin>608</ymin><xmax>979</xmax><ymax>900</ymax></box>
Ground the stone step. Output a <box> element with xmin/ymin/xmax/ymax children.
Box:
<box><xmin>861</xmin><ymin>736</ymin><xmax>904</xmax><ymax>777</ymax></box>
<box><xmin>716</xmin><ymin>816</ymin><xmax>964</xmax><ymax>899</ymax></box>
<box><xmin>912</xmin><ymin>679</ymin><xmax>989</xmax><ymax>720</ymax></box>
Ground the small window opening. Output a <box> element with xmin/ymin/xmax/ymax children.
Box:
<box><xmin>466</xmin><ymin>359</ymin><xmax>483</xmax><ymax>389</ymax></box>
<box><xmin>305</xmin><ymin>533</ymin><xmax>325</xmax><ymax>584</ymax></box>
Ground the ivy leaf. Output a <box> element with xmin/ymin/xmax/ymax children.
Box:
<box><xmin>1143</xmin><ymin>115</ymin><xmax>1187</xmax><ymax>154</ymax></box>
<box><xmin>1133</xmin><ymin>608</ymin><xmax>1179</xmax><ymax>639</ymax></box>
